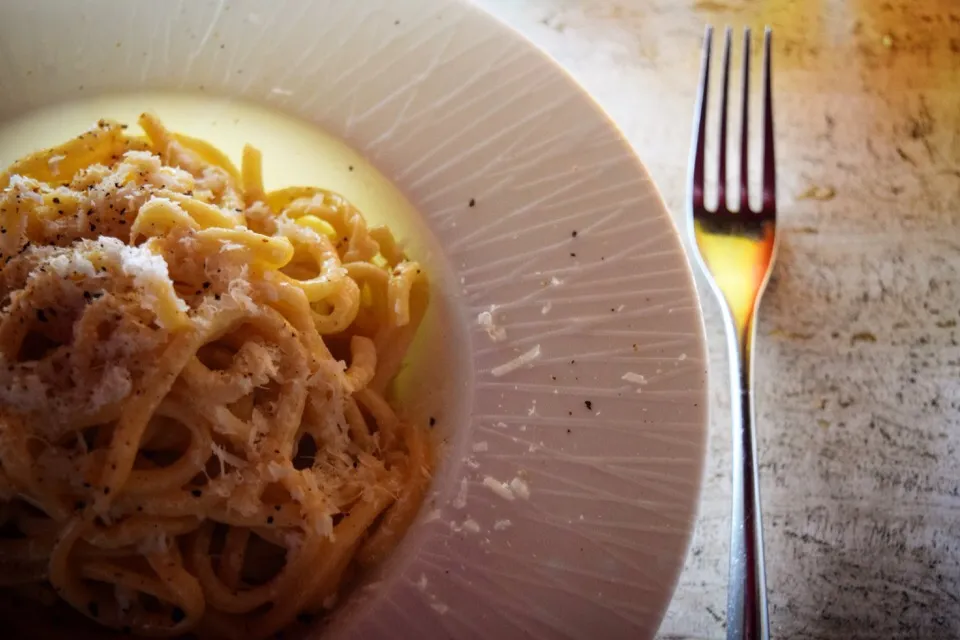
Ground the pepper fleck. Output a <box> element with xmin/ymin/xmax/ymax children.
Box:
<box><xmin>103</xmin><ymin>487</ymin><xmax>111</xmax><ymax>495</ymax></box>
<box><xmin>566</xmin><ymin>428</ymin><xmax>572</xmax><ymax>434</ymax></box>
<box><xmin>571</xmin><ymin>230</ymin><xmax>578</xmax><ymax>237</ymax></box>
<box><xmin>429</xmin><ymin>417</ymin><xmax>436</xmax><ymax>427</ymax></box>
<box><xmin>52</xmin><ymin>197</ymin><xmax>60</xmax><ymax>204</ymax></box>
<box><xmin>570</xmin><ymin>253</ymin><xmax>576</xmax><ymax>257</ymax></box>
<box><xmin>214</xmin><ymin>294</ymin><xmax>221</xmax><ymax>301</ymax></box>
<box><xmin>584</xmin><ymin>400</ymin><xmax>593</xmax><ymax>410</ymax></box>
<box><xmin>469</xmin><ymin>198</ymin><xmax>476</xmax><ymax>207</ymax></box>
<box><xmin>202</xmin><ymin>281</ymin><xmax>211</xmax><ymax>289</ymax></box>
<box><xmin>267</xmin><ymin>516</ymin><xmax>274</xmax><ymax>525</ymax></box>
<box><xmin>348</xmin><ymin>165</ymin><xmax>354</xmax><ymax>171</ymax></box>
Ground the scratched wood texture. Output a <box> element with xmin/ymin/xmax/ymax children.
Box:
<box><xmin>474</xmin><ymin>1</ymin><xmax>960</xmax><ymax>638</ymax></box>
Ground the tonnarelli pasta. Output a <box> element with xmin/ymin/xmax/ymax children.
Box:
<box><xmin>0</xmin><ymin>115</ymin><xmax>431</xmax><ymax>639</ymax></box>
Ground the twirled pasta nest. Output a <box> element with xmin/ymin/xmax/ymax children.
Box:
<box><xmin>0</xmin><ymin>115</ymin><xmax>431</xmax><ymax>639</ymax></box>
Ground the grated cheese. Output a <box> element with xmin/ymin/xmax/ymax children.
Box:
<box><xmin>491</xmin><ymin>344</ymin><xmax>541</xmax><ymax>377</ymax></box>
<box><xmin>44</xmin><ymin>253</ymin><xmax>97</xmax><ymax>279</ymax></box>
<box><xmin>482</xmin><ymin>476</ymin><xmax>515</xmax><ymax>501</ymax></box>
<box><xmin>477</xmin><ymin>308</ymin><xmax>507</xmax><ymax>343</ymax></box>
<box><xmin>452</xmin><ymin>477</ymin><xmax>468</xmax><ymax>509</ymax></box>
<box><xmin>622</xmin><ymin>372</ymin><xmax>646</xmax><ymax>387</ymax></box>
<box><xmin>89</xmin><ymin>366</ymin><xmax>133</xmax><ymax>411</ymax></box>
<box><xmin>47</xmin><ymin>155</ymin><xmax>66</xmax><ymax>175</ymax></box>
<box><xmin>509</xmin><ymin>477</ymin><xmax>530</xmax><ymax>500</ymax></box>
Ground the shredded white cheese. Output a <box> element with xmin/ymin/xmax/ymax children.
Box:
<box><xmin>482</xmin><ymin>476</ymin><xmax>515</xmax><ymax>501</ymax></box>
<box><xmin>45</xmin><ymin>253</ymin><xmax>97</xmax><ymax>278</ymax></box>
<box><xmin>8</xmin><ymin>175</ymin><xmax>43</xmax><ymax>202</ymax></box>
<box><xmin>509</xmin><ymin>477</ymin><xmax>530</xmax><ymax>500</ymax></box>
<box><xmin>211</xmin><ymin>442</ymin><xmax>248</xmax><ymax>474</ymax></box>
<box><xmin>622</xmin><ymin>372</ymin><xmax>647</xmax><ymax>390</ymax></box>
<box><xmin>89</xmin><ymin>366</ymin><xmax>133</xmax><ymax>411</ymax></box>
<box><xmin>477</xmin><ymin>308</ymin><xmax>507</xmax><ymax>343</ymax></box>
<box><xmin>47</xmin><ymin>155</ymin><xmax>66</xmax><ymax>175</ymax></box>
<box><xmin>491</xmin><ymin>344</ymin><xmax>541</xmax><ymax>377</ymax></box>
<box><xmin>471</xmin><ymin>441</ymin><xmax>489</xmax><ymax>453</ymax></box>
<box><xmin>493</xmin><ymin>519</ymin><xmax>512</xmax><ymax>531</ymax></box>
<box><xmin>452</xmin><ymin>477</ymin><xmax>468</xmax><ymax>510</ymax></box>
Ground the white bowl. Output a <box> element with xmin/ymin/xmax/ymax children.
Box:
<box><xmin>0</xmin><ymin>1</ymin><xmax>708</xmax><ymax>638</ymax></box>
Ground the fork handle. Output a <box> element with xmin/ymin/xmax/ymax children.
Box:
<box><xmin>725</xmin><ymin>316</ymin><xmax>770</xmax><ymax>640</ymax></box>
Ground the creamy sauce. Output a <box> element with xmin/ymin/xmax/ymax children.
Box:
<box><xmin>0</xmin><ymin>92</ymin><xmax>470</xmax><ymax>455</ymax></box>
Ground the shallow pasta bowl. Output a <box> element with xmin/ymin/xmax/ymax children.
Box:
<box><xmin>0</xmin><ymin>0</ymin><xmax>708</xmax><ymax>638</ymax></box>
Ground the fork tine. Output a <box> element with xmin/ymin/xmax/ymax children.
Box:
<box><xmin>717</xmin><ymin>28</ymin><xmax>732</xmax><ymax>213</ymax></box>
<box><xmin>739</xmin><ymin>28</ymin><xmax>751</xmax><ymax>214</ymax></box>
<box><xmin>691</xmin><ymin>26</ymin><xmax>713</xmax><ymax>211</ymax></box>
<box><xmin>761</xmin><ymin>27</ymin><xmax>776</xmax><ymax>212</ymax></box>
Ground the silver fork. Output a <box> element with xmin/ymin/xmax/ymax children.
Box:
<box><xmin>687</xmin><ymin>26</ymin><xmax>777</xmax><ymax>640</ymax></box>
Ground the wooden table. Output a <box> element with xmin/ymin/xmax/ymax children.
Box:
<box><xmin>474</xmin><ymin>1</ymin><xmax>960</xmax><ymax>637</ymax></box>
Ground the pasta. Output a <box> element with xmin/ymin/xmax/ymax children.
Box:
<box><xmin>0</xmin><ymin>115</ymin><xmax>431</xmax><ymax>638</ymax></box>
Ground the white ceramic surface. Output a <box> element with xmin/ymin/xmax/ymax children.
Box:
<box><xmin>0</xmin><ymin>1</ymin><xmax>708</xmax><ymax>638</ymax></box>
